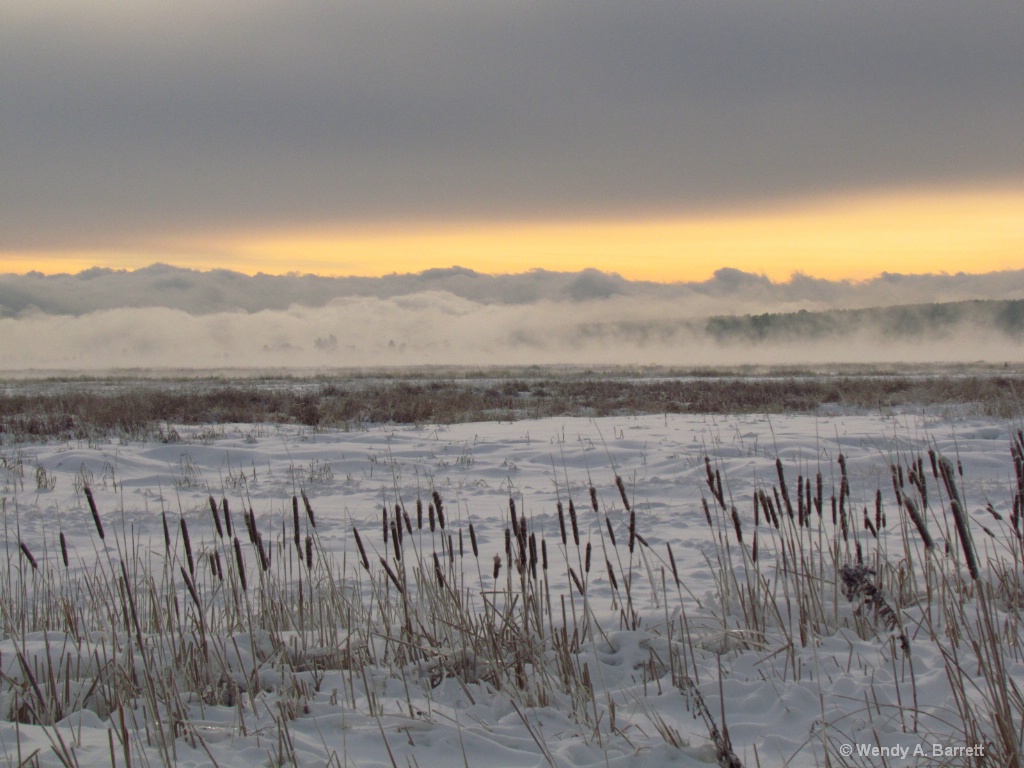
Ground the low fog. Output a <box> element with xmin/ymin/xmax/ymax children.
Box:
<box><xmin>2</xmin><ymin>265</ymin><xmax>1023</xmax><ymax>370</ymax></box>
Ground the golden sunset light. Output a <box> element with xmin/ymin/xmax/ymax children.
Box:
<box><xmin>6</xmin><ymin>188</ymin><xmax>1021</xmax><ymax>283</ymax></box>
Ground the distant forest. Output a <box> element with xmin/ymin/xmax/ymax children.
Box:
<box><xmin>704</xmin><ymin>300</ymin><xmax>1024</xmax><ymax>343</ymax></box>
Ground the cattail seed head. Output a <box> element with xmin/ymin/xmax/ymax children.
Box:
<box><xmin>209</xmin><ymin>495</ymin><xmax>224</xmax><ymax>538</ymax></box>
<box><xmin>20</xmin><ymin>541</ymin><xmax>38</xmax><ymax>570</ymax></box>
<box><xmin>181</xmin><ymin>517</ymin><xmax>195</xmax><ymax>577</ymax></box>
<box><xmin>615</xmin><ymin>476</ymin><xmax>629</xmax><ymax>512</ymax></box>
<box><xmin>84</xmin><ymin>485</ymin><xmax>105</xmax><ymax>540</ymax></box>
<box><xmin>222</xmin><ymin>498</ymin><xmax>232</xmax><ymax>537</ymax></box>
<box><xmin>353</xmin><ymin>527</ymin><xmax>370</xmax><ymax>571</ymax></box>
<box><xmin>233</xmin><ymin>537</ymin><xmax>247</xmax><ymax>591</ymax></box>
<box><xmin>301</xmin><ymin>490</ymin><xmax>316</xmax><ymax>528</ymax></box>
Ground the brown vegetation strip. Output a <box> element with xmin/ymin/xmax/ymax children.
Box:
<box><xmin>0</xmin><ymin>372</ymin><xmax>1022</xmax><ymax>439</ymax></box>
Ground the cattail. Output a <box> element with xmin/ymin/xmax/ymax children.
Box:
<box><xmin>590</xmin><ymin>486</ymin><xmax>599</xmax><ymax>513</ymax></box>
<box><xmin>815</xmin><ymin>472</ymin><xmax>823</xmax><ymax>516</ymax></box>
<box><xmin>222</xmin><ymin>498</ymin><xmax>233</xmax><ymax>537</ymax></box>
<box><xmin>557</xmin><ymin>502</ymin><xmax>567</xmax><ymax>546</ymax></box>
<box><xmin>928</xmin><ymin>448</ymin><xmax>938</xmax><ymax>478</ymax></box>
<box><xmin>469</xmin><ymin>522</ymin><xmax>479</xmax><ymax>558</ymax></box>
<box><xmin>181</xmin><ymin>517</ymin><xmax>195</xmax><ymax>577</ymax></box>
<box><xmin>433</xmin><ymin>490</ymin><xmax>445</xmax><ymax>529</ymax></box>
<box><xmin>180</xmin><ymin>566</ymin><xmax>201</xmax><ymax>610</ymax></box>
<box><xmin>730</xmin><ymin>506</ymin><xmax>743</xmax><ymax>544</ymax></box>
<box><xmin>404</xmin><ymin>510</ymin><xmax>412</xmax><ymax>535</ymax></box>
<box><xmin>875</xmin><ymin>489</ymin><xmax>885</xmax><ymax>529</ymax></box>
<box><xmin>916</xmin><ymin>456</ymin><xmax>928</xmax><ymax>507</ymax></box>
<box><xmin>804</xmin><ymin>477</ymin><xmax>812</xmax><ymax>524</ymax></box>
<box><xmin>666</xmin><ymin>543</ymin><xmax>680</xmax><ymax>585</ymax></box>
<box><xmin>950</xmin><ymin>498</ymin><xmax>980</xmax><ymax>580</ymax></box>
<box><xmin>293</xmin><ymin>496</ymin><xmax>301</xmax><ymax>553</ymax></box>
<box><xmin>584</xmin><ymin>541</ymin><xmax>592</xmax><ymax>573</ymax></box>
<box><xmin>433</xmin><ymin>552</ymin><xmax>446</xmax><ymax>589</ymax></box>
<box><xmin>530</xmin><ymin>533</ymin><xmax>538</xmax><ymax>579</ymax></box>
<box><xmin>233</xmin><ymin>537</ymin><xmax>247</xmax><ymax>591</ymax></box>
<box><xmin>986</xmin><ymin>503</ymin><xmax>1003</xmax><ymax>522</ymax></box>
<box><xmin>568</xmin><ymin>500</ymin><xmax>579</xmax><ymax>547</ymax></box>
<box><xmin>244</xmin><ymin>508</ymin><xmax>257</xmax><ymax>545</ymax></box>
<box><xmin>305</xmin><ymin>536</ymin><xmax>313</xmax><ymax>569</ymax></box>
<box><xmin>255</xmin><ymin>532</ymin><xmax>270</xmax><ymax>571</ymax></box>
<box><xmin>505</xmin><ymin>526</ymin><xmax>512</xmax><ymax>558</ymax></box>
<box><xmin>777</xmin><ymin>459</ymin><xmax>793</xmax><ymax>519</ymax></box>
<box><xmin>162</xmin><ymin>512</ymin><xmax>171</xmax><ymax>554</ymax></box>
<box><xmin>606</xmin><ymin>560</ymin><xmax>619</xmax><ymax>591</ymax></box>
<box><xmin>752</xmin><ymin>533</ymin><xmax>758</xmax><ymax>563</ymax></box>
<box><xmin>382</xmin><ymin>506</ymin><xmax>389</xmax><ymax>546</ymax></box>
<box><xmin>605</xmin><ymin>515</ymin><xmax>617</xmax><ymax>547</ymax></box>
<box><xmin>417</xmin><ymin>497</ymin><xmax>423</xmax><ymax>529</ymax></box>
<box><xmin>493</xmin><ymin>554</ymin><xmax>501</xmax><ymax>580</ymax></box>
<box><xmin>19</xmin><ymin>541</ymin><xmax>38</xmax><ymax>570</ymax></box>
<box><xmin>615</xmin><ymin>476</ymin><xmax>630</xmax><ymax>512</ymax></box>
<box><xmin>628</xmin><ymin>509</ymin><xmax>636</xmax><ymax>553</ymax></box>
<box><xmin>209</xmin><ymin>495</ymin><xmax>224</xmax><ymax>538</ymax></box>
<box><xmin>517</xmin><ymin>523</ymin><xmax>526</xmax><ymax>570</ymax></box>
<box><xmin>391</xmin><ymin>522</ymin><xmax>401</xmax><ymax>561</ymax></box>
<box><xmin>301</xmin><ymin>490</ymin><xmax>316</xmax><ymax>528</ymax></box>
<box><xmin>890</xmin><ymin>465</ymin><xmax>904</xmax><ymax>508</ymax></box>
<box><xmin>509</xmin><ymin>496</ymin><xmax>518</xmax><ymax>533</ymax></box>
<box><xmin>353</xmin><ymin>527</ymin><xmax>370</xmax><ymax>571</ymax></box>
<box><xmin>213</xmin><ymin>550</ymin><xmax>224</xmax><ymax>581</ymax></box>
<box><xmin>380</xmin><ymin>557</ymin><xmax>404</xmax><ymax>594</ymax></box>
<box><xmin>569</xmin><ymin>567</ymin><xmax>585</xmax><ymax>595</ymax></box>
<box><xmin>448</xmin><ymin>534</ymin><xmax>455</xmax><ymax>565</ymax></box>
<box><xmin>939</xmin><ymin>456</ymin><xmax>962</xmax><ymax>506</ymax></box>
<box><xmin>84</xmin><ymin>485</ymin><xmax>105</xmax><ymax>540</ymax></box>
<box><xmin>429</xmin><ymin>503</ymin><xmax>436</xmax><ymax>532</ymax></box>
<box><xmin>904</xmin><ymin>498</ymin><xmax>934</xmax><ymax>550</ymax></box>
<box><xmin>701</xmin><ymin>497</ymin><xmax>713</xmax><ymax>527</ymax></box>
<box><xmin>863</xmin><ymin>508</ymin><xmax>877</xmax><ymax>538</ymax></box>
<box><xmin>796</xmin><ymin>474</ymin><xmax>804</xmax><ymax>525</ymax></box>
<box><xmin>542</xmin><ymin>538</ymin><xmax>548</xmax><ymax>571</ymax></box>
<box><xmin>59</xmin><ymin>531</ymin><xmax>69</xmax><ymax>568</ymax></box>
<box><xmin>395</xmin><ymin>504</ymin><xmax>404</xmax><ymax>546</ymax></box>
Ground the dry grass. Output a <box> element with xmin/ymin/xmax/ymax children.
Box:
<box><xmin>1</xmin><ymin>366</ymin><xmax>1021</xmax><ymax>441</ymax></box>
<box><xmin>2</xmin><ymin>428</ymin><xmax>1023</xmax><ymax>766</ymax></box>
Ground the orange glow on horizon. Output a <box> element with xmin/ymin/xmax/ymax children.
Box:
<box><xmin>4</xmin><ymin>188</ymin><xmax>1022</xmax><ymax>282</ymax></box>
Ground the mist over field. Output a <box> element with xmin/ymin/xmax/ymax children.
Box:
<box><xmin>2</xmin><ymin>264</ymin><xmax>1024</xmax><ymax>370</ymax></box>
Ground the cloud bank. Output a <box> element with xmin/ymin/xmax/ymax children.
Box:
<box><xmin>2</xmin><ymin>265</ymin><xmax>1023</xmax><ymax>370</ymax></box>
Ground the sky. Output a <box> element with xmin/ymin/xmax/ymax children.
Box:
<box><xmin>2</xmin><ymin>0</ymin><xmax>1022</xmax><ymax>282</ymax></box>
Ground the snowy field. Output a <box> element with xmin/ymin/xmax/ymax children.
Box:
<box><xmin>2</xmin><ymin>410</ymin><xmax>1023</xmax><ymax>766</ymax></box>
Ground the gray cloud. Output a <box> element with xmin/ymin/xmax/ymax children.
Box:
<box><xmin>2</xmin><ymin>1</ymin><xmax>1021</xmax><ymax>250</ymax></box>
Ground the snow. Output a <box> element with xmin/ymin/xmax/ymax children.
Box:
<box><xmin>2</xmin><ymin>410</ymin><xmax>1021</xmax><ymax>766</ymax></box>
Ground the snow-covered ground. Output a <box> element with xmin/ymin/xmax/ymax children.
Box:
<box><xmin>2</xmin><ymin>411</ymin><xmax>1022</xmax><ymax>766</ymax></box>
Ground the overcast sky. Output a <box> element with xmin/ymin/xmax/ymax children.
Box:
<box><xmin>2</xmin><ymin>1</ymin><xmax>1022</xmax><ymax>278</ymax></box>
